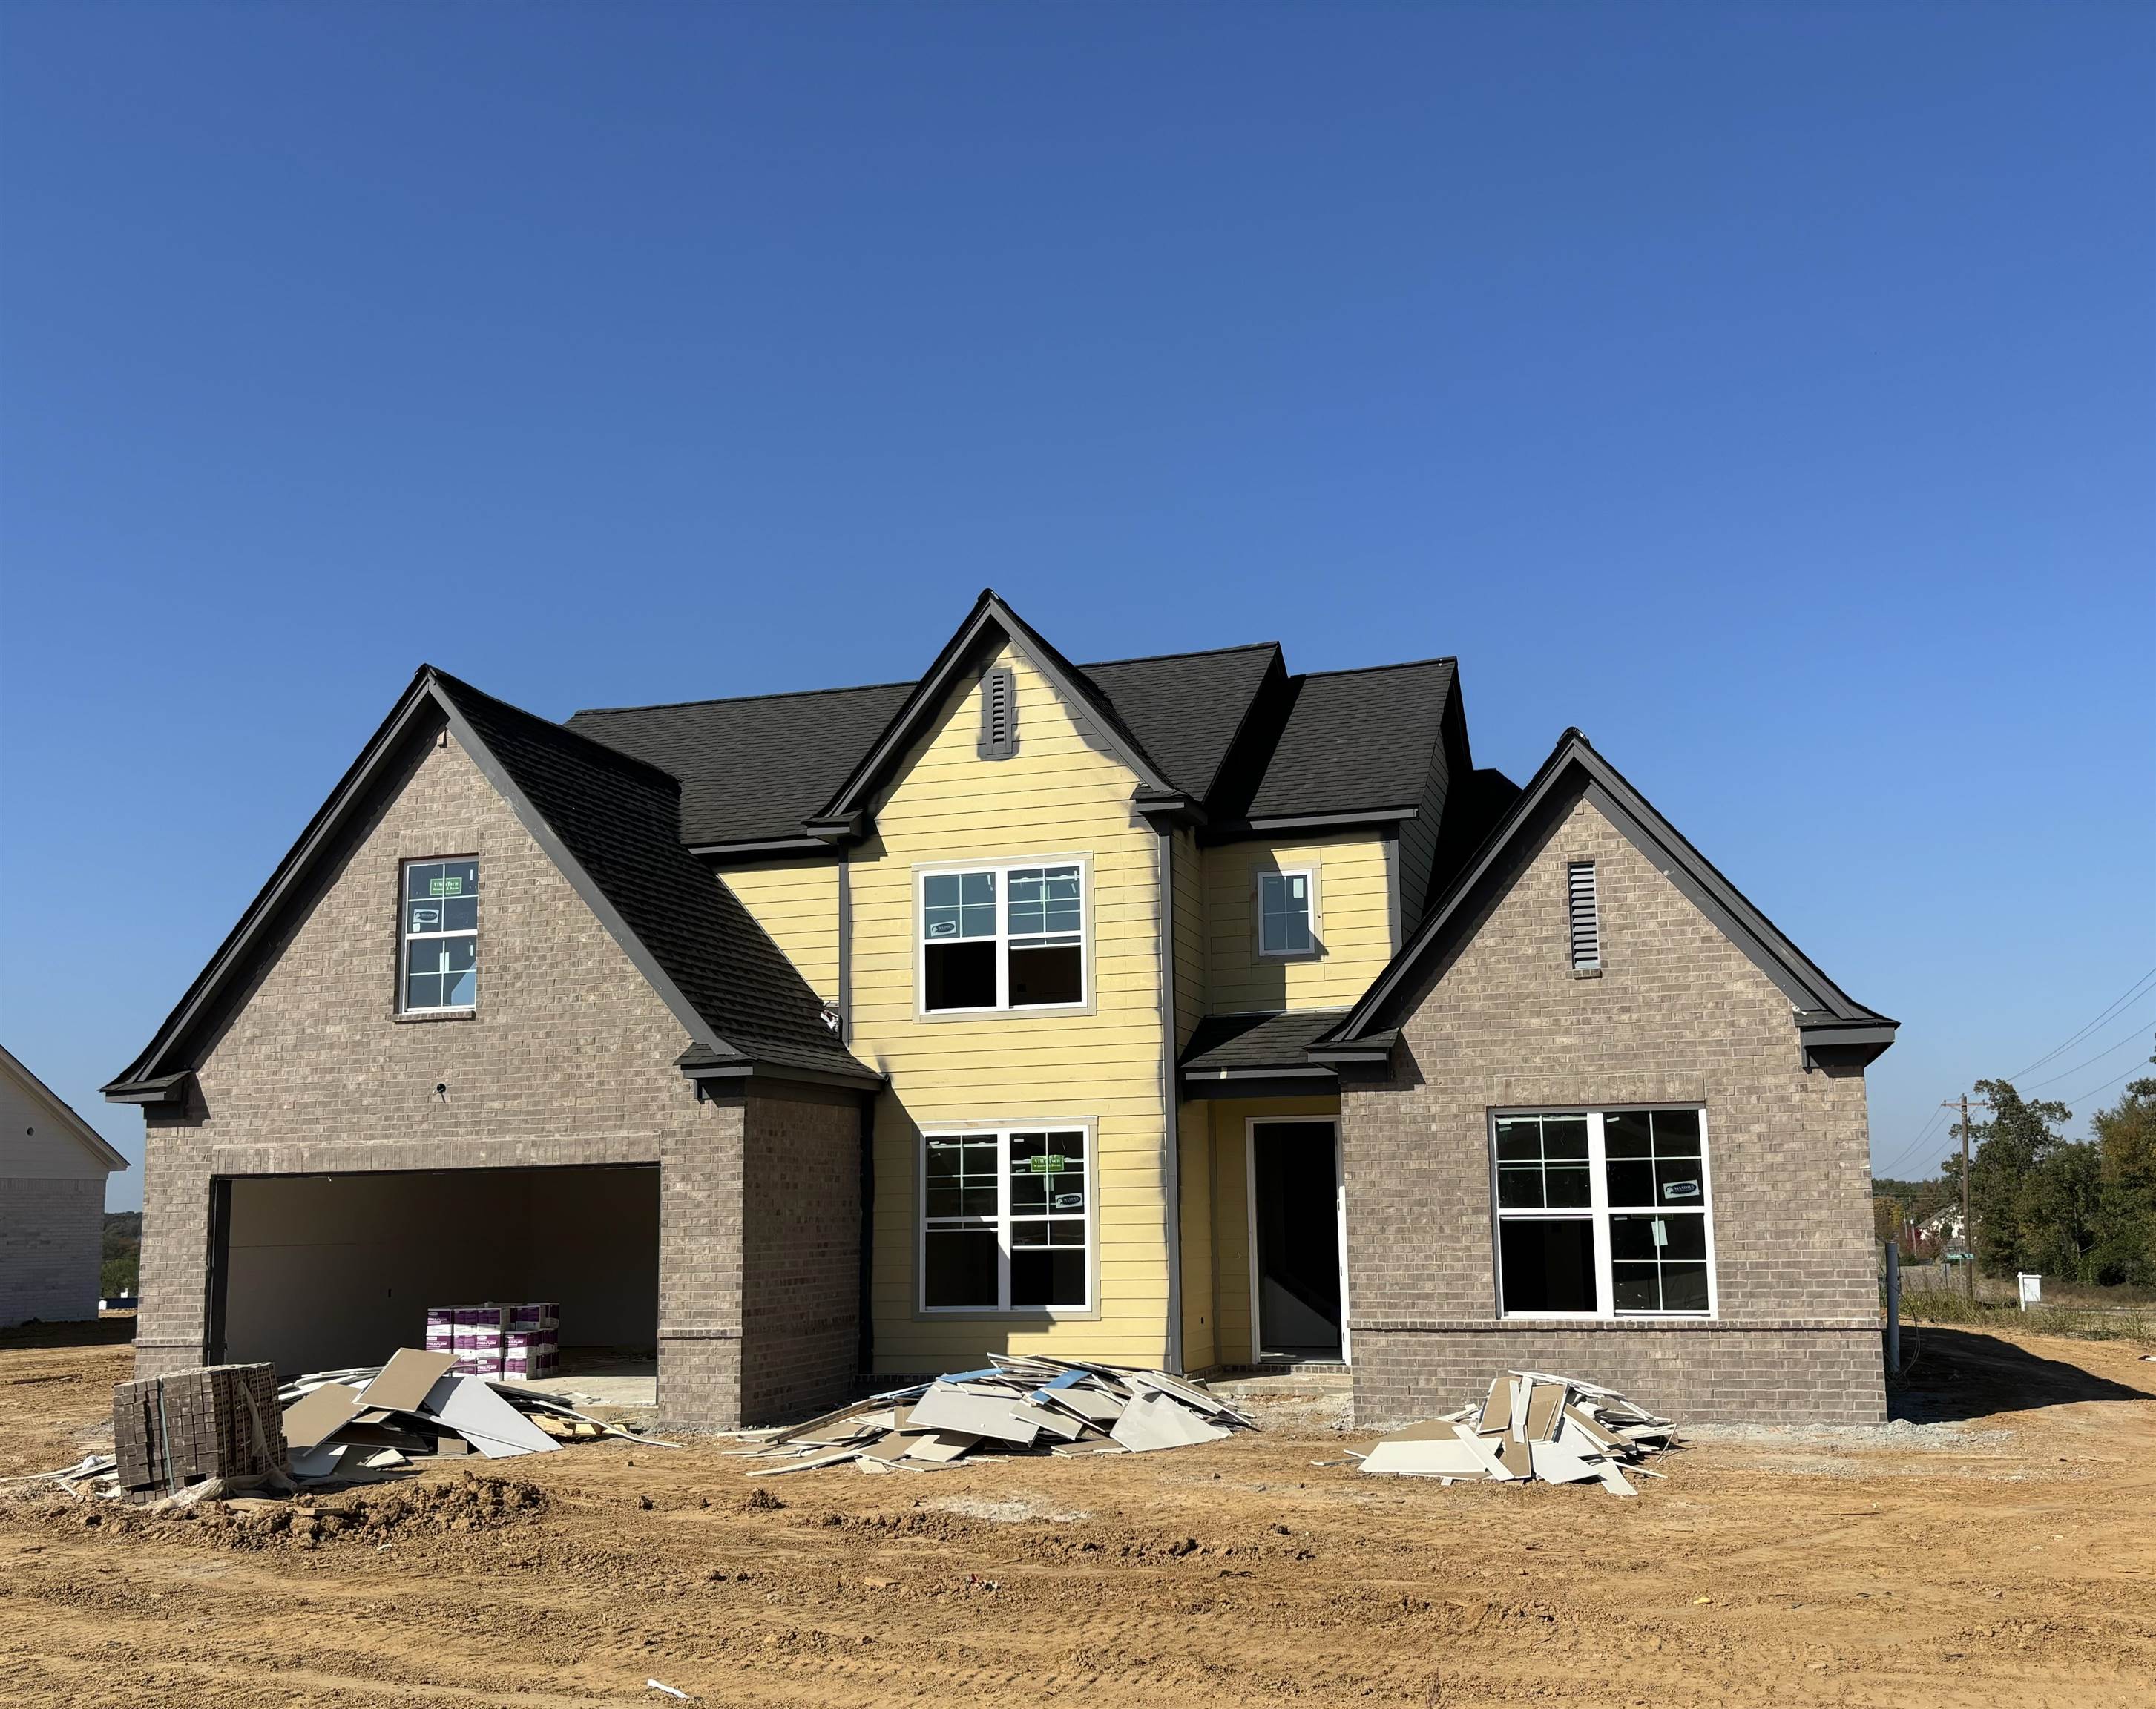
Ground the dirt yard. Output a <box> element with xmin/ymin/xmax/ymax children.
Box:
<box><xmin>3</xmin><ymin>1323</ymin><xmax>2152</xmax><ymax>1708</ymax></box>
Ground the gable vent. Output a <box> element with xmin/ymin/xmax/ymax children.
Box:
<box><xmin>1567</xmin><ymin>861</ymin><xmax>1600</xmax><ymax>969</ymax></box>
<box><xmin>977</xmin><ymin>665</ymin><xmax>1017</xmax><ymax>760</ymax></box>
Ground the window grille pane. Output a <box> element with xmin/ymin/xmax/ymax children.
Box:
<box><xmin>1258</xmin><ymin>871</ymin><xmax>1313</xmax><ymax>955</ymax></box>
<box><xmin>1008</xmin><ymin>867</ymin><xmax>1082</xmax><ymax>937</ymax></box>
<box><xmin>924</xmin><ymin>872</ymin><xmax>996</xmax><ymax>941</ymax></box>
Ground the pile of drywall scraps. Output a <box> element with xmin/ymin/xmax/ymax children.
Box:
<box><xmin>734</xmin><ymin>1356</ymin><xmax>1255</xmax><ymax>1475</ymax></box>
<box><xmin>278</xmin><ymin>1347</ymin><xmax>667</xmax><ymax>1481</ymax></box>
<box><xmin>1354</xmin><ymin>1371</ymin><xmax>1674</xmax><ymax>1497</ymax></box>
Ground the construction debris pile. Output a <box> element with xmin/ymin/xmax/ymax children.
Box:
<box><xmin>7</xmin><ymin>1348</ymin><xmax>661</xmax><ymax>1512</ymax></box>
<box><xmin>734</xmin><ymin>1355</ymin><xmax>1256</xmax><ymax>1475</ymax></box>
<box><xmin>1353</xmin><ymin>1371</ymin><xmax>1674</xmax><ymax>1497</ymax></box>
<box><xmin>278</xmin><ymin>1346</ymin><xmax>665</xmax><ymax>1478</ymax></box>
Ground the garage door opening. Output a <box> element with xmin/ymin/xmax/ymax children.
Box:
<box><xmin>212</xmin><ymin>1164</ymin><xmax>659</xmax><ymax>1393</ymax></box>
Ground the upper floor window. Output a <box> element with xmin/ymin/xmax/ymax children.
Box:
<box><xmin>402</xmin><ymin>858</ymin><xmax>478</xmax><ymax>1012</ymax></box>
<box><xmin>1493</xmin><ymin>1107</ymin><xmax>1713</xmax><ymax>1317</ymax></box>
<box><xmin>1258</xmin><ymin>869</ymin><xmax>1315</xmax><ymax>957</ymax></box>
<box><xmin>921</xmin><ymin>860</ymin><xmax>1085</xmax><ymax>1012</ymax></box>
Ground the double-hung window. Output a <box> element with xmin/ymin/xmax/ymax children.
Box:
<box><xmin>1493</xmin><ymin>1107</ymin><xmax>1713</xmax><ymax>1317</ymax></box>
<box><xmin>920</xmin><ymin>860</ymin><xmax>1085</xmax><ymax>1012</ymax></box>
<box><xmin>921</xmin><ymin>1127</ymin><xmax>1090</xmax><ymax>1311</ymax></box>
<box><xmin>1257</xmin><ymin>869</ymin><xmax>1315</xmax><ymax>957</ymax></box>
<box><xmin>401</xmin><ymin>858</ymin><xmax>479</xmax><ymax>1012</ymax></box>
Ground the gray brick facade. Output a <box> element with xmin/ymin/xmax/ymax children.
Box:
<box><xmin>0</xmin><ymin>1176</ymin><xmax>106</xmax><ymax>1326</ymax></box>
<box><xmin>136</xmin><ymin>725</ymin><xmax>859</xmax><ymax>1428</ymax></box>
<box><xmin>1341</xmin><ymin>793</ymin><xmax>1886</xmax><ymax>1425</ymax></box>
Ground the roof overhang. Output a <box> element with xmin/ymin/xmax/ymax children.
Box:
<box><xmin>1199</xmin><ymin>806</ymin><xmax>1417</xmax><ymax>845</ymax></box>
<box><xmin>1179</xmin><ymin>1067</ymin><xmax>1341</xmax><ymax>1102</ymax></box>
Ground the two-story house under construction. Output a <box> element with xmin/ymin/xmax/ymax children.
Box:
<box><xmin>107</xmin><ymin>592</ymin><xmax>1896</xmax><ymax>1427</ymax></box>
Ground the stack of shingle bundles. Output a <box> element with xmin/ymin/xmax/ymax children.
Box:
<box><xmin>1354</xmin><ymin>1370</ymin><xmax>1675</xmax><ymax>1497</ymax></box>
<box><xmin>501</xmin><ymin>1302</ymin><xmax>559</xmax><ymax>1381</ymax></box>
<box><xmin>732</xmin><ymin>1354</ymin><xmax>1256</xmax><ymax>1475</ymax></box>
<box><xmin>427</xmin><ymin>1303</ymin><xmax>561</xmax><ymax>1380</ymax></box>
<box><xmin>113</xmin><ymin>1363</ymin><xmax>286</xmax><ymax>1494</ymax></box>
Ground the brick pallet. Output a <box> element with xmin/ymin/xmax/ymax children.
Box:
<box><xmin>114</xmin><ymin>1363</ymin><xmax>286</xmax><ymax>1492</ymax></box>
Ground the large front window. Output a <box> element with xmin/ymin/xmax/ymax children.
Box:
<box><xmin>1493</xmin><ymin>1107</ymin><xmax>1713</xmax><ymax>1317</ymax></box>
<box><xmin>921</xmin><ymin>1127</ymin><xmax>1090</xmax><ymax>1311</ymax></box>
<box><xmin>401</xmin><ymin>858</ymin><xmax>479</xmax><ymax>1012</ymax></box>
<box><xmin>920</xmin><ymin>861</ymin><xmax>1085</xmax><ymax>1012</ymax></box>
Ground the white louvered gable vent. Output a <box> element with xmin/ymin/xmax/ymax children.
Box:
<box><xmin>1567</xmin><ymin>861</ymin><xmax>1600</xmax><ymax>969</ymax></box>
<box><xmin>977</xmin><ymin>665</ymin><xmax>1018</xmax><ymax>760</ymax></box>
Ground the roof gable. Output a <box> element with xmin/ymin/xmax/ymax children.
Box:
<box><xmin>1316</xmin><ymin>731</ymin><xmax>1896</xmax><ymax>1069</ymax></box>
<box><xmin>1</xmin><ymin>1047</ymin><xmax>128</xmax><ymax>1171</ymax></box>
<box><xmin>107</xmin><ymin>668</ymin><xmax>878</xmax><ymax>1103</ymax></box>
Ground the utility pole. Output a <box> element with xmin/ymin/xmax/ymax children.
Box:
<box><xmin>1942</xmin><ymin>1094</ymin><xmax>1993</xmax><ymax>1303</ymax></box>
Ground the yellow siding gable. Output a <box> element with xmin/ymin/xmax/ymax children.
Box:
<box><xmin>847</xmin><ymin>642</ymin><xmax>1173</xmax><ymax>1372</ymax></box>
<box><xmin>717</xmin><ymin>861</ymin><xmax>841</xmax><ymax>1001</ymax></box>
<box><xmin>1202</xmin><ymin>834</ymin><xmax>1395</xmax><ymax>1012</ymax></box>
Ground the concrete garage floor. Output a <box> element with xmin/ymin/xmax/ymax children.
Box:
<box><xmin>522</xmin><ymin>1346</ymin><xmax>657</xmax><ymax>1417</ymax></box>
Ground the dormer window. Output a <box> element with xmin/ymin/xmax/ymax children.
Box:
<box><xmin>401</xmin><ymin>858</ymin><xmax>478</xmax><ymax>1012</ymax></box>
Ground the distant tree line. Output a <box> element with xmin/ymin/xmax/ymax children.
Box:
<box><xmin>1914</xmin><ymin>1052</ymin><xmax>2155</xmax><ymax>1286</ymax></box>
<box><xmin>102</xmin><ymin>1211</ymin><xmax>140</xmax><ymax>1300</ymax></box>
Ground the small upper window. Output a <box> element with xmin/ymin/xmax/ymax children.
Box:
<box><xmin>921</xmin><ymin>861</ymin><xmax>1085</xmax><ymax>1012</ymax></box>
<box><xmin>1567</xmin><ymin>861</ymin><xmax>1600</xmax><ymax>969</ymax></box>
<box><xmin>402</xmin><ymin>858</ymin><xmax>478</xmax><ymax>1012</ymax></box>
<box><xmin>1258</xmin><ymin>870</ymin><xmax>1315</xmax><ymax>957</ymax></box>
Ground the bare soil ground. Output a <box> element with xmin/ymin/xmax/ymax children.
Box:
<box><xmin>3</xmin><ymin>1320</ymin><xmax>2152</xmax><ymax>1708</ymax></box>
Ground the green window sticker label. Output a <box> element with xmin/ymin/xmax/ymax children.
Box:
<box><xmin>430</xmin><ymin>876</ymin><xmax>464</xmax><ymax>897</ymax></box>
<box><xmin>1028</xmin><ymin>1154</ymin><xmax>1066</xmax><ymax>1175</ymax></box>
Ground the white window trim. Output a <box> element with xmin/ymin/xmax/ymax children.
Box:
<box><xmin>398</xmin><ymin>856</ymin><xmax>479</xmax><ymax>1015</ymax></box>
<box><xmin>1489</xmin><ymin>1107</ymin><xmax>1718</xmax><ymax>1320</ymax></box>
<box><xmin>1254</xmin><ymin>863</ymin><xmax>1322</xmax><ymax>961</ymax></box>
<box><xmin>913</xmin><ymin>854</ymin><xmax>1093</xmax><ymax>1018</ymax></box>
<box><xmin>917</xmin><ymin>1122</ymin><xmax>1096</xmax><ymax>1315</ymax></box>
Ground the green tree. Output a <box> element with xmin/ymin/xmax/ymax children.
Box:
<box><xmin>2091</xmin><ymin>1049</ymin><xmax>2156</xmax><ymax>1285</ymax></box>
<box><xmin>1967</xmin><ymin>1079</ymin><xmax>2075</xmax><ymax>1276</ymax></box>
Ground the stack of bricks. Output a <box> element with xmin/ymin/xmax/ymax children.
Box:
<box><xmin>426</xmin><ymin>1303</ymin><xmax>559</xmax><ymax>1380</ymax></box>
<box><xmin>114</xmin><ymin>1363</ymin><xmax>286</xmax><ymax>1493</ymax></box>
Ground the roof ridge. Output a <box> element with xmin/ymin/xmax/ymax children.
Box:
<box><xmin>1080</xmin><ymin>640</ymin><xmax>1281</xmax><ymax>669</ymax></box>
<box><xmin>1295</xmin><ymin>656</ymin><xmax>1458</xmax><ymax>681</ymax></box>
<box><xmin>571</xmin><ymin>677</ymin><xmax>917</xmax><ymax>719</ymax></box>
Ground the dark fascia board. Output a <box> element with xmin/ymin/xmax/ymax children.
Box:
<box><xmin>810</xmin><ymin>590</ymin><xmax>1175</xmax><ymax>834</ymax></box>
<box><xmin>1181</xmin><ymin>1069</ymin><xmax>1341</xmax><ymax>1102</ymax></box>
<box><xmin>1303</xmin><ymin>1030</ymin><xmax>1399</xmax><ymax>1066</ymax></box>
<box><xmin>690</xmin><ymin>835</ymin><xmax>836</xmax><ymax>860</ymax></box>
<box><xmin>106</xmin><ymin>667</ymin><xmax>870</xmax><ymax>1100</ymax></box>
<box><xmin>1199</xmin><ymin>806</ymin><xmax>1419</xmax><ymax>846</ymax></box>
<box><xmin>680</xmin><ymin>1058</ymin><xmax>889</xmax><ymax>1095</ymax></box>
<box><xmin>1322</xmin><ymin>730</ymin><xmax>1898</xmax><ymax>1054</ymax></box>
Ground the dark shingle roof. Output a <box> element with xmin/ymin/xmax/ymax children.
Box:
<box><xmin>1079</xmin><ymin>645</ymin><xmax>1281</xmax><ymax>806</ymax></box>
<box><xmin>433</xmin><ymin>674</ymin><xmax>873</xmax><ymax>1081</ymax></box>
<box><xmin>1245</xmin><ymin>659</ymin><xmax>1456</xmax><ymax>820</ymax></box>
<box><xmin>569</xmin><ymin>682</ymin><xmax>915</xmax><ymax>848</ymax></box>
<box><xmin>1180</xmin><ymin>1010</ymin><xmax>1351</xmax><ymax>1073</ymax></box>
<box><xmin>568</xmin><ymin>643</ymin><xmax>1285</xmax><ymax>848</ymax></box>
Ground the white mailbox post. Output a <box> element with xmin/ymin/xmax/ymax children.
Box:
<box><xmin>2017</xmin><ymin>1271</ymin><xmax>2042</xmax><ymax>1309</ymax></box>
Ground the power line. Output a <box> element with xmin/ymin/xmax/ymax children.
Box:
<box><xmin>2060</xmin><ymin>1056</ymin><xmax>2156</xmax><ymax>1110</ymax></box>
<box><xmin>2021</xmin><ymin>1013</ymin><xmax>2156</xmax><ymax>1093</ymax></box>
<box><xmin>2003</xmin><ymin>966</ymin><xmax>2156</xmax><ymax>1081</ymax></box>
<box><xmin>1874</xmin><ymin>1100</ymin><xmax>1953</xmax><ymax>1182</ymax></box>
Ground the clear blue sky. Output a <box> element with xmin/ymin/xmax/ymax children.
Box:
<box><xmin>3</xmin><ymin>5</ymin><xmax>2150</xmax><ymax>1214</ymax></box>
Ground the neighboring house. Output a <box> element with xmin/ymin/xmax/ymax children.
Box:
<box><xmin>2</xmin><ymin>1045</ymin><xmax>129</xmax><ymax>1327</ymax></box>
<box><xmin>105</xmin><ymin>590</ymin><xmax>1896</xmax><ymax>1426</ymax></box>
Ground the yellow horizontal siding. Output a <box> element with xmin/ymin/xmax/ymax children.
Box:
<box><xmin>717</xmin><ymin>861</ymin><xmax>840</xmax><ymax>998</ymax></box>
<box><xmin>858</xmin><ymin>642</ymin><xmax>1171</xmax><ymax>1373</ymax></box>
<box><xmin>1202</xmin><ymin>834</ymin><xmax>1395</xmax><ymax>1012</ymax></box>
<box><xmin>1172</xmin><ymin>829</ymin><xmax>1206</xmax><ymax>1050</ymax></box>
